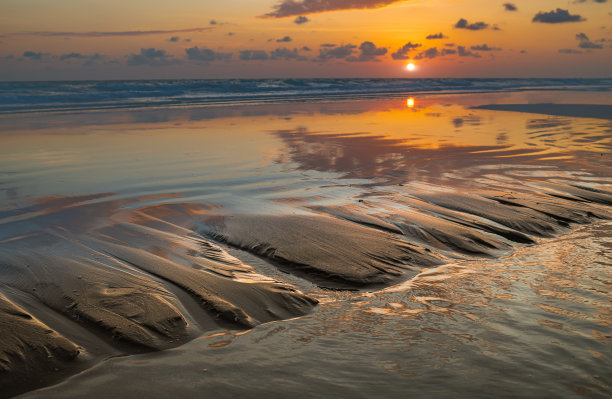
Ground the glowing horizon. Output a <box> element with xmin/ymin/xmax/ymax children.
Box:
<box><xmin>0</xmin><ymin>0</ymin><xmax>610</xmax><ymax>80</ymax></box>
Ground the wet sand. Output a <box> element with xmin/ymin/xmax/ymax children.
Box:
<box><xmin>1</xmin><ymin>92</ymin><xmax>610</xmax><ymax>397</ymax></box>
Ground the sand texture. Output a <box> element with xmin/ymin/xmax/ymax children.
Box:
<box><xmin>1</xmin><ymin>178</ymin><xmax>610</xmax><ymax>397</ymax></box>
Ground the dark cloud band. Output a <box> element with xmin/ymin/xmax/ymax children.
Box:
<box><xmin>12</xmin><ymin>27</ymin><xmax>212</xmax><ymax>38</ymax></box>
<box><xmin>263</xmin><ymin>0</ymin><xmax>407</xmax><ymax>18</ymax></box>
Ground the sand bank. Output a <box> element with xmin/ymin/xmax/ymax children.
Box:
<box><xmin>472</xmin><ymin>103</ymin><xmax>612</xmax><ymax>120</ymax></box>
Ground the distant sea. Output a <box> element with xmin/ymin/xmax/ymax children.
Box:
<box><xmin>1</xmin><ymin>78</ymin><xmax>611</xmax><ymax>114</ymax></box>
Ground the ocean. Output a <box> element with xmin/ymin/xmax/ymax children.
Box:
<box><xmin>2</xmin><ymin>78</ymin><xmax>612</xmax><ymax>113</ymax></box>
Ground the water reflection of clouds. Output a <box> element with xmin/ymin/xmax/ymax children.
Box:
<box><xmin>274</xmin><ymin>128</ymin><xmax>551</xmax><ymax>184</ymax></box>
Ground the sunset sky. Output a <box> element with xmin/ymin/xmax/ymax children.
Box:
<box><xmin>1</xmin><ymin>0</ymin><xmax>611</xmax><ymax>80</ymax></box>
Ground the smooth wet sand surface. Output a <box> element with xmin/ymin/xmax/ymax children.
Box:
<box><xmin>0</xmin><ymin>91</ymin><xmax>610</xmax><ymax>398</ymax></box>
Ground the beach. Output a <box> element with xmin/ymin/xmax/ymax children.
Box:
<box><xmin>0</xmin><ymin>80</ymin><xmax>610</xmax><ymax>398</ymax></box>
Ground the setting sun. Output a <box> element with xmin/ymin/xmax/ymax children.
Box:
<box><xmin>406</xmin><ymin>63</ymin><xmax>416</xmax><ymax>71</ymax></box>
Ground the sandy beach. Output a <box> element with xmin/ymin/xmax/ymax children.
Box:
<box><xmin>1</xmin><ymin>88</ymin><xmax>611</xmax><ymax>398</ymax></box>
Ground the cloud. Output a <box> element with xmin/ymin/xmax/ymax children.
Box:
<box><xmin>457</xmin><ymin>46</ymin><xmax>481</xmax><ymax>57</ymax></box>
<box><xmin>302</xmin><ymin>46</ymin><xmax>311</xmax><ymax>51</ymax></box>
<box><xmin>127</xmin><ymin>48</ymin><xmax>179</xmax><ymax>66</ymax></box>
<box><xmin>59</xmin><ymin>52</ymin><xmax>105</xmax><ymax>64</ymax></box>
<box><xmin>414</xmin><ymin>47</ymin><xmax>439</xmax><ymax>59</ymax></box>
<box><xmin>22</xmin><ymin>51</ymin><xmax>46</xmax><ymax>60</ymax></box>
<box><xmin>579</xmin><ymin>41</ymin><xmax>603</xmax><ymax>49</ymax></box>
<box><xmin>13</xmin><ymin>27</ymin><xmax>212</xmax><ymax>37</ymax></box>
<box><xmin>454</xmin><ymin>18</ymin><xmax>489</xmax><ymax>30</ymax></box>
<box><xmin>346</xmin><ymin>41</ymin><xmax>387</xmax><ymax>62</ymax></box>
<box><xmin>576</xmin><ymin>32</ymin><xmax>604</xmax><ymax>49</ymax></box>
<box><xmin>270</xmin><ymin>47</ymin><xmax>308</xmax><ymax>60</ymax></box>
<box><xmin>470</xmin><ymin>44</ymin><xmax>501</xmax><ymax>51</ymax></box>
<box><xmin>185</xmin><ymin>46</ymin><xmax>232</xmax><ymax>62</ymax></box>
<box><xmin>532</xmin><ymin>9</ymin><xmax>585</xmax><ymax>23</ymax></box>
<box><xmin>169</xmin><ymin>36</ymin><xmax>180</xmax><ymax>42</ymax></box>
<box><xmin>441</xmin><ymin>48</ymin><xmax>456</xmax><ymax>55</ymax></box>
<box><xmin>426</xmin><ymin>32</ymin><xmax>447</xmax><ymax>39</ymax></box>
<box><xmin>391</xmin><ymin>41</ymin><xmax>422</xmax><ymax>59</ymax></box>
<box><xmin>276</xmin><ymin>36</ymin><xmax>292</xmax><ymax>42</ymax></box>
<box><xmin>210</xmin><ymin>20</ymin><xmax>218</xmax><ymax>25</ymax></box>
<box><xmin>576</xmin><ymin>33</ymin><xmax>589</xmax><ymax>41</ymax></box>
<box><xmin>558</xmin><ymin>48</ymin><xmax>583</xmax><ymax>54</ymax></box>
<box><xmin>573</xmin><ymin>0</ymin><xmax>607</xmax><ymax>3</ymax></box>
<box><xmin>503</xmin><ymin>3</ymin><xmax>517</xmax><ymax>11</ymax></box>
<box><xmin>318</xmin><ymin>44</ymin><xmax>357</xmax><ymax>60</ymax></box>
<box><xmin>239</xmin><ymin>50</ymin><xmax>269</xmax><ymax>61</ymax></box>
<box><xmin>294</xmin><ymin>16</ymin><xmax>310</xmax><ymax>24</ymax></box>
<box><xmin>263</xmin><ymin>0</ymin><xmax>407</xmax><ymax>18</ymax></box>
<box><xmin>4</xmin><ymin>55</ymin><xmax>14</xmax><ymax>61</ymax></box>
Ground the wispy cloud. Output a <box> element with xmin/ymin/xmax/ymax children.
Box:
<box><xmin>317</xmin><ymin>43</ymin><xmax>357</xmax><ymax>60</ymax></box>
<box><xmin>12</xmin><ymin>27</ymin><xmax>212</xmax><ymax>37</ymax></box>
<box><xmin>127</xmin><ymin>48</ymin><xmax>180</xmax><ymax>66</ymax></box>
<box><xmin>270</xmin><ymin>47</ymin><xmax>308</xmax><ymax>60</ymax></box>
<box><xmin>185</xmin><ymin>47</ymin><xmax>232</xmax><ymax>62</ymax></box>
<box><xmin>263</xmin><ymin>0</ymin><xmax>408</xmax><ymax>18</ymax></box>
<box><xmin>414</xmin><ymin>47</ymin><xmax>439</xmax><ymax>60</ymax></box>
<box><xmin>22</xmin><ymin>51</ymin><xmax>47</xmax><ymax>61</ymax></box>
<box><xmin>454</xmin><ymin>18</ymin><xmax>500</xmax><ymax>30</ymax></box>
<box><xmin>576</xmin><ymin>33</ymin><xmax>603</xmax><ymax>49</ymax></box>
<box><xmin>470</xmin><ymin>44</ymin><xmax>501</xmax><ymax>51</ymax></box>
<box><xmin>239</xmin><ymin>50</ymin><xmax>270</xmax><ymax>61</ymax></box>
<box><xmin>294</xmin><ymin>16</ymin><xmax>310</xmax><ymax>24</ymax></box>
<box><xmin>426</xmin><ymin>33</ymin><xmax>447</xmax><ymax>40</ymax></box>
<box><xmin>454</xmin><ymin>19</ymin><xmax>490</xmax><ymax>31</ymax></box>
<box><xmin>558</xmin><ymin>48</ymin><xmax>583</xmax><ymax>54</ymax></box>
<box><xmin>391</xmin><ymin>42</ymin><xmax>422</xmax><ymax>60</ymax></box>
<box><xmin>58</xmin><ymin>52</ymin><xmax>108</xmax><ymax>66</ymax></box>
<box><xmin>347</xmin><ymin>41</ymin><xmax>387</xmax><ymax>62</ymax></box>
<box><xmin>457</xmin><ymin>46</ymin><xmax>481</xmax><ymax>57</ymax></box>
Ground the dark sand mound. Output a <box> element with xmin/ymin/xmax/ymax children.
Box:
<box><xmin>414</xmin><ymin>192</ymin><xmax>564</xmax><ymax>238</ymax></box>
<box><xmin>0</xmin><ymin>294</ymin><xmax>80</xmax><ymax>398</ymax></box>
<box><xmin>204</xmin><ymin>214</ymin><xmax>444</xmax><ymax>288</ymax></box>
<box><xmin>385</xmin><ymin>195</ymin><xmax>536</xmax><ymax>244</ymax></box>
<box><xmin>309</xmin><ymin>205</ymin><xmax>404</xmax><ymax>235</ymax></box>
<box><xmin>97</xmin><ymin>241</ymin><xmax>318</xmax><ymax>328</ymax></box>
<box><xmin>0</xmin><ymin>251</ymin><xmax>190</xmax><ymax>351</ymax></box>
<box><xmin>485</xmin><ymin>191</ymin><xmax>611</xmax><ymax>226</ymax></box>
<box><xmin>533</xmin><ymin>182</ymin><xmax>612</xmax><ymax>207</ymax></box>
<box><xmin>312</xmin><ymin>205</ymin><xmax>512</xmax><ymax>258</ymax></box>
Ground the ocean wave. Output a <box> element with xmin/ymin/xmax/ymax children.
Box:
<box><xmin>1</xmin><ymin>78</ymin><xmax>611</xmax><ymax>114</ymax></box>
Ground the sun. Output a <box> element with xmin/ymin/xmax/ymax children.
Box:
<box><xmin>406</xmin><ymin>62</ymin><xmax>416</xmax><ymax>71</ymax></box>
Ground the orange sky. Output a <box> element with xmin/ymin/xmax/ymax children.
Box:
<box><xmin>0</xmin><ymin>0</ymin><xmax>611</xmax><ymax>80</ymax></box>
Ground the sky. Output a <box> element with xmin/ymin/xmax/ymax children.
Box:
<box><xmin>0</xmin><ymin>0</ymin><xmax>611</xmax><ymax>80</ymax></box>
